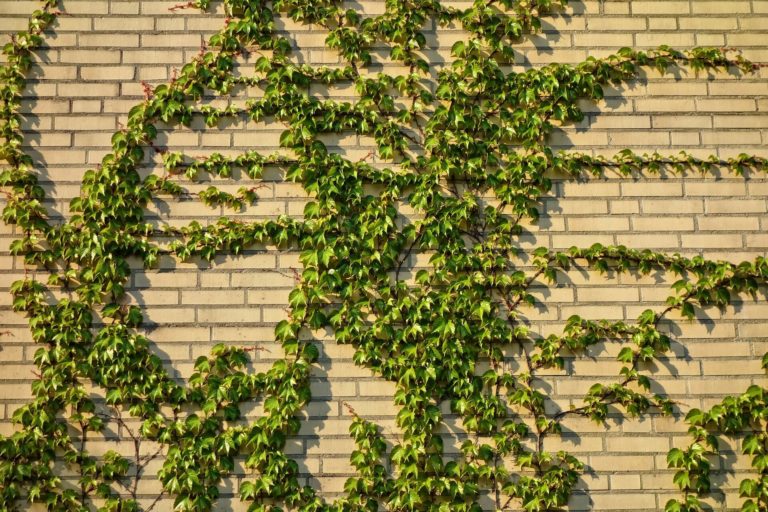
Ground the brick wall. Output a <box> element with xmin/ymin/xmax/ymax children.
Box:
<box><xmin>0</xmin><ymin>0</ymin><xmax>767</xmax><ymax>510</ymax></box>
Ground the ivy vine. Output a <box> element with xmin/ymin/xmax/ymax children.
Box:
<box><xmin>0</xmin><ymin>0</ymin><xmax>767</xmax><ymax>511</ymax></box>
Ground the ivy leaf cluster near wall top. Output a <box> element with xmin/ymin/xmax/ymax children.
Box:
<box><xmin>0</xmin><ymin>0</ymin><xmax>767</xmax><ymax>511</ymax></box>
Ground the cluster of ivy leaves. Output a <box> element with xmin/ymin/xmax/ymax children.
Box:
<box><xmin>0</xmin><ymin>0</ymin><xmax>767</xmax><ymax>511</ymax></box>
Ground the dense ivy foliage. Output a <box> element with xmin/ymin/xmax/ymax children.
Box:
<box><xmin>0</xmin><ymin>0</ymin><xmax>767</xmax><ymax>511</ymax></box>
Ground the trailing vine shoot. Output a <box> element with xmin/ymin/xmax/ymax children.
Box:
<box><xmin>0</xmin><ymin>0</ymin><xmax>766</xmax><ymax>511</ymax></box>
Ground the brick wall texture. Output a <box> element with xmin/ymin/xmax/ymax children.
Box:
<box><xmin>0</xmin><ymin>0</ymin><xmax>767</xmax><ymax>510</ymax></box>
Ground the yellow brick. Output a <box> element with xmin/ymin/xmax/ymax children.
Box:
<box><xmin>749</xmin><ymin>182</ymin><xmax>768</xmax><ymax>196</ymax></box>
<box><xmin>29</xmin><ymin>56</ymin><xmax>71</xmax><ymax>77</ymax></box>
<box><xmin>740</xmin><ymin>17</ymin><xmax>768</xmax><ymax>29</ymax></box>
<box><xmin>526</xmin><ymin>49</ymin><xmax>588</xmax><ymax>64</ymax></box>
<box><xmin>125</xmin><ymin>290</ymin><xmax>179</xmax><ymax>306</ymax></box>
<box><xmin>558</xmin><ymin>182</ymin><xmax>621</xmax><ymax>198</ymax></box>
<box><xmin>54</xmin><ymin>17</ymin><xmax>93</xmax><ymax>31</ymax></box>
<box><xmin>321</xmin><ymin>457</ymin><xmax>354</xmax><ymax>475</ymax></box>
<box><xmin>232</xmin><ymin>131</ymin><xmax>283</xmax><ymax>147</ymax></box>
<box><xmin>712</xmin><ymin>115</ymin><xmax>768</xmax><ymax>128</ymax></box>
<box><xmin>647</xmin><ymin>82</ymin><xmax>708</xmax><ymax>96</ymax></box>
<box><xmin>143</xmin><ymin>308</ymin><xmax>195</xmax><ymax>324</ymax></box>
<box><xmin>702</xmin><ymin>131</ymin><xmax>763</xmax><ymax>146</ymax></box>
<box><xmin>72</xmin><ymin>132</ymin><xmax>113</xmax><ymax>147</ymax></box>
<box><xmin>54</xmin><ymin>116</ymin><xmax>115</xmax><ymax>131</ymax></box>
<box><xmin>20</xmin><ymin>99</ymin><xmax>69</xmax><ymax>114</ymax></box>
<box><xmin>679</xmin><ymin>17</ymin><xmax>738</xmax><ymax>30</ymax></box>
<box><xmin>231</xmin><ymin>271</ymin><xmax>294</xmax><ymax>288</ymax></box>
<box><xmin>0</xmin><ymin>1</ymin><xmax>40</xmax><ymax>15</ymax></box>
<box><xmin>635</xmin><ymin>98</ymin><xmax>696</xmax><ymax>112</ymax></box>
<box><xmin>567</xmin><ymin>216</ymin><xmax>630</xmax><ymax>232</ymax></box>
<box><xmin>247</xmin><ymin>289</ymin><xmax>291</xmax><ymax>305</ymax></box>
<box><xmin>19</xmin><ymin>85</ymin><xmax>55</xmax><ymax>102</ymax></box>
<box><xmin>589</xmin><ymin>115</ymin><xmax>652</xmax><ymax>130</ymax></box>
<box><xmin>609</xmin><ymin>131</ymin><xmax>670</xmax><ymax>146</ymax></box>
<box><xmin>697</xmin><ymin>216</ymin><xmax>759</xmax><ymax>231</ymax></box>
<box><xmin>642</xmin><ymin>199</ymin><xmax>704</xmax><ymax>214</ymax></box>
<box><xmin>701</xmin><ymin>359</ymin><xmax>766</xmax><ymax>376</ymax></box>
<box><xmin>726</xmin><ymin>304</ymin><xmax>768</xmax><ymax>321</ymax></box>
<box><xmin>133</xmin><ymin>272</ymin><xmax>198</xmax><ymax>288</ymax></box>
<box><xmin>196</xmin><ymin>308</ymin><xmax>261</xmax><ymax>324</ymax></box>
<box><xmin>181</xmin><ymin>289</ymin><xmax>245</xmax><ymax>305</ymax></box>
<box><xmin>590</xmin><ymin>493</ymin><xmax>658</xmax><ymax>509</ymax></box>
<box><xmin>636</xmin><ymin>32</ymin><xmax>695</xmax><ymax>47</ymax></box>
<box><xmin>550</xmin><ymin>130</ymin><xmax>609</xmax><ymax>146</ymax></box>
<box><xmin>110</xmin><ymin>2</ymin><xmax>139</xmax><ymax>14</ymax></box>
<box><xmin>310</xmin><ymin>380</ymin><xmax>356</xmax><ymax>398</ymax></box>
<box><xmin>0</xmin><ymin>383</ymin><xmax>34</xmax><ymax>399</ymax></box>
<box><xmin>151</xmin><ymin>343</ymin><xmax>190</xmax><ymax>361</ymax></box>
<box><xmin>122</xmin><ymin>50</ymin><xmax>185</xmax><ymax>64</ymax></box>
<box><xmin>199</xmin><ymin>273</ymin><xmax>230</xmax><ymax>287</ymax></box>
<box><xmin>155</xmin><ymin>18</ymin><xmax>186</xmax><ymax>31</ymax></box>
<box><xmin>647</xmin><ymin>17</ymin><xmax>677</xmax><ymax>30</ymax></box>
<box><xmin>357</xmin><ymin>379</ymin><xmax>397</xmax><ymax>397</ymax></box>
<box><xmin>142</xmin><ymin>34</ymin><xmax>203</xmax><ymax>47</ymax></box>
<box><xmin>639</xmin><ymin>286</ymin><xmax>674</xmax><ymax>302</ymax></box>
<box><xmin>632</xmin><ymin>2</ymin><xmax>690</xmax><ymax>14</ymax></box>
<box><xmin>632</xmin><ymin>216</ymin><xmax>694</xmax><ymax>231</ymax></box>
<box><xmin>589</xmin><ymin>455</ymin><xmax>656</xmax><ymax>472</ymax></box>
<box><xmin>670</xmin><ymin>132</ymin><xmax>701</xmax><ymax>146</ymax></box>
<box><xmin>156</xmin><ymin>130</ymin><xmax>199</xmax><ymax>147</ymax></box>
<box><xmin>609</xmin><ymin>200</ymin><xmax>640</xmax><ymax>214</ymax></box>
<box><xmin>576</xmin><ymin>286</ymin><xmax>640</xmax><ymax>302</ymax></box>
<box><xmin>692</xmin><ymin>1</ymin><xmax>751</xmax><ymax>13</ymax></box>
<box><xmin>605</xmin><ymin>436</ymin><xmax>669</xmax><ymax>453</ymax></box>
<box><xmin>551</xmin><ymin>233</ymin><xmax>615</xmax><ymax>249</ymax></box>
<box><xmin>746</xmin><ymin>234</ymin><xmax>768</xmax><ymax>247</ymax></box>
<box><xmin>697</xmin><ymin>98</ymin><xmax>756</xmax><ymax>112</ymax></box>
<box><xmin>0</xmin><ymin>346</ymin><xmax>23</xmax><ymax>362</ymax></box>
<box><xmin>688</xmin><ymin>377</ymin><xmax>755</xmax><ymax>395</ymax></box>
<box><xmin>560</xmin><ymin>305</ymin><xmax>625</xmax><ymax>321</ymax></box>
<box><xmin>136</xmin><ymin>67</ymin><xmax>169</xmax><ymax>81</ymax></box>
<box><xmin>58</xmin><ymin>49</ymin><xmax>121</xmax><ymax>63</ymax></box>
<box><xmin>653</xmin><ymin>115</ymin><xmax>712</xmax><ymax>129</ymax></box>
<box><xmin>586</xmin><ymin>17</ymin><xmax>646</xmax><ymax>30</ymax></box>
<box><xmin>200</xmin><ymin>133</ymin><xmax>231</xmax><ymax>147</ymax></box>
<box><xmin>71</xmin><ymin>100</ymin><xmax>102</xmax><ymax>113</ymax></box>
<box><xmin>738</xmin><ymin>322</ymin><xmax>768</xmax><ymax>337</ymax></box>
<box><xmin>186</xmin><ymin>18</ymin><xmax>227</xmax><ymax>32</ymax></box>
<box><xmin>305</xmin><ymin>438</ymin><xmax>356</xmax><ymax>456</ymax></box>
<box><xmin>622</xmin><ymin>182</ymin><xmax>683</xmax><ymax>197</ymax></box>
<box><xmin>58</xmin><ymin>1</ymin><xmax>109</xmax><ymax>14</ymax></box>
<box><xmin>138</xmin><ymin>0</ymin><xmax>222</xmax><ymax>15</ymax></box>
<box><xmin>80</xmin><ymin>65</ymin><xmax>136</xmax><ymax>81</ymax></box>
<box><xmin>25</xmin><ymin>133</ymin><xmax>72</xmax><ymax>147</ymax></box>
<box><xmin>697</xmin><ymin>33</ymin><xmax>727</xmax><ymax>46</ymax></box>
<box><xmin>36</xmin><ymin>150</ymin><xmax>86</xmax><ymax>164</ymax></box>
<box><xmin>79</xmin><ymin>33</ymin><xmax>139</xmax><ymax>47</ymax></box>
<box><xmin>542</xmin><ymin>435</ymin><xmax>604</xmax><ymax>453</ymax></box>
<box><xmin>572</xmin><ymin>33</ymin><xmax>634</xmax><ymax>47</ymax></box>
<box><xmin>685</xmin><ymin>181</ymin><xmax>746</xmax><ymax>196</ymax></box>
<box><xmin>610</xmin><ymin>474</ymin><xmax>642</xmax><ymax>490</ymax></box>
<box><xmin>615</xmin><ymin>233</ymin><xmax>679</xmax><ymax>248</ymax></box>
